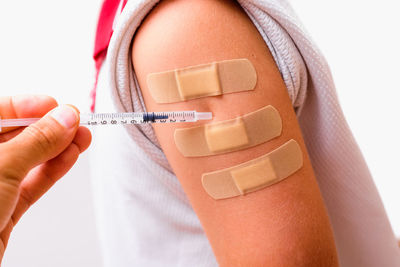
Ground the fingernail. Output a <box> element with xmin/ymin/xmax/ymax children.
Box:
<box><xmin>50</xmin><ymin>105</ymin><xmax>79</xmax><ymax>128</ymax></box>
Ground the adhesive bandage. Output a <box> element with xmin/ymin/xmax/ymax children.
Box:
<box><xmin>174</xmin><ymin>106</ymin><xmax>282</xmax><ymax>157</ymax></box>
<box><xmin>147</xmin><ymin>58</ymin><xmax>257</xmax><ymax>103</ymax></box>
<box><xmin>202</xmin><ymin>139</ymin><xmax>303</xmax><ymax>200</ymax></box>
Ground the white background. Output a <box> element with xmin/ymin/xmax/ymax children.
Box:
<box><xmin>0</xmin><ymin>0</ymin><xmax>399</xmax><ymax>266</ymax></box>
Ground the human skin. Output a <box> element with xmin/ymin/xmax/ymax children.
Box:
<box><xmin>132</xmin><ymin>0</ymin><xmax>338</xmax><ymax>266</ymax></box>
<box><xmin>0</xmin><ymin>95</ymin><xmax>91</xmax><ymax>263</ymax></box>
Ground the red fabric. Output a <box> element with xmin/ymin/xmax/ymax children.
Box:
<box><xmin>91</xmin><ymin>0</ymin><xmax>127</xmax><ymax>112</ymax></box>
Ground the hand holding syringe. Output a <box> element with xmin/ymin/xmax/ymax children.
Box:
<box><xmin>0</xmin><ymin>111</ymin><xmax>212</xmax><ymax>132</ymax></box>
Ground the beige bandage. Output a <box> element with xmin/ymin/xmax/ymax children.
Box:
<box><xmin>147</xmin><ymin>58</ymin><xmax>257</xmax><ymax>103</ymax></box>
<box><xmin>202</xmin><ymin>139</ymin><xmax>303</xmax><ymax>200</ymax></box>
<box><xmin>174</xmin><ymin>105</ymin><xmax>282</xmax><ymax>157</ymax></box>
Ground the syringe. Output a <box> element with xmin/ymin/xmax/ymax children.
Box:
<box><xmin>0</xmin><ymin>111</ymin><xmax>212</xmax><ymax>132</ymax></box>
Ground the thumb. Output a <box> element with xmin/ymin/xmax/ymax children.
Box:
<box><xmin>1</xmin><ymin>105</ymin><xmax>80</xmax><ymax>181</ymax></box>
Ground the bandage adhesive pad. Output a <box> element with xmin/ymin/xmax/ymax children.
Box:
<box><xmin>202</xmin><ymin>139</ymin><xmax>303</xmax><ymax>200</ymax></box>
<box><xmin>147</xmin><ymin>58</ymin><xmax>257</xmax><ymax>103</ymax></box>
<box><xmin>174</xmin><ymin>105</ymin><xmax>282</xmax><ymax>157</ymax></box>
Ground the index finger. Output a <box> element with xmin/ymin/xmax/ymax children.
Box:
<box><xmin>0</xmin><ymin>95</ymin><xmax>58</xmax><ymax>133</ymax></box>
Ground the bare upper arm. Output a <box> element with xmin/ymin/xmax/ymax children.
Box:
<box><xmin>131</xmin><ymin>0</ymin><xmax>338</xmax><ymax>266</ymax></box>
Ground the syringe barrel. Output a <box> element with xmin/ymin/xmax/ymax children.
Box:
<box><xmin>0</xmin><ymin>111</ymin><xmax>212</xmax><ymax>131</ymax></box>
<box><xmin>196</xmin><ymin>112</ymin><xmax>213</xmax><ymax>121</ymax></box>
